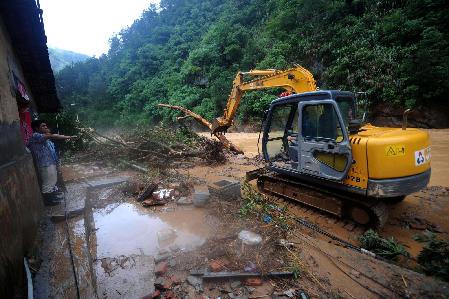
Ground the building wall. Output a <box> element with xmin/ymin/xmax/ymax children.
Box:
<box><xmin>0</xmin><ymin>17</ymin><xmax>43</xmax><ymax>298</ymax></box>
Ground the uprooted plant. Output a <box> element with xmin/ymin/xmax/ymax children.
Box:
<box><xmin>359</xmin><ymin>229</ymin><xmax>410</xmax><ymax>261</ymax></box>
<box><xmin>414</xmin><ymin>230</ymin><xmax>449</xmax><ymax>282</ymax></box>
<box><xmin>77</xmin><ymin>125</ymin><xmax>227</xmax><ymax>167</ymax></box>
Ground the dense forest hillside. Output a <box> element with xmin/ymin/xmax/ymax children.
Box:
<box><xmin>48</xmin><ymin>48</ymin><xmax>89</xmax><ymax>72</ymax></box>
<box><xmin>56</xmin><ymin>0</ymin><xmax>449</xmax><ymax>128</ymax></box>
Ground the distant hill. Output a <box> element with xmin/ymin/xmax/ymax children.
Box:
<box><xmin>54</xmin><ymin>0</ymin><xmax>449</xmax><ymax>128</ymax></box>
<box><xmin>48</xmin><ymin>48</ymin><xmax>89</xmax><ymax>72</ymax></box>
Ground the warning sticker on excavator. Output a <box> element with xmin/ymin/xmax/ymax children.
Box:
<box><xmin>415</xmin><ymin>147</ymin><xmax>431</xmax><ymax>166</ymax></box>
<box><xmin>385</xmin><ymin>144</ymin><xmax>406</xmax><ymax>157</ymax></box>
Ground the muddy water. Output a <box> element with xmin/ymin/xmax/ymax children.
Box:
<box><xmin>92</xmin><ymin>203</ymin><xmax>211</xmax><ymax>257</ymax></box>
<box><xmin>428</xmin><ymin>129</ymin><xmax>449</xmax><ymax>187</ymax></box>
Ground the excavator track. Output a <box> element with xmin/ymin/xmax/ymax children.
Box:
<box><xmin>250</xmin><ymin>169</ymin><xmax>389</xmax><ymax>228</ymax></box>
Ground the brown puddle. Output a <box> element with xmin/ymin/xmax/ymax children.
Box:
<box><xmin>91</xmin><ymin>203</ymin><xmax>211</xmax><ymax>258</ymax></box>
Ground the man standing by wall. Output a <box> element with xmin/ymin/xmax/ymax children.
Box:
<box><xmin>28</xmin><ymin>120</ymin><xmax>76</xmax><ymax>205</ymax></box>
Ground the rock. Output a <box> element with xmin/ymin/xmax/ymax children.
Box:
<box><xmin>155</xmin><ymin>261</ymin><xmax>168</xmax><ymax>276</ymax></box>
<box><xmin>141</xmin><ymin>290</ymin><xmax>161</xmax><ymax>299</ymax></box>
<box><xmin>230</xmin><ymin>281</ymin><xmax>242</xmax><ymax>289</ymax></box>
<box><xmin>193</xmin><ymin>187</ymin><xmax>210</xmax><ymax>207</ymax></box>
<box><xmin>154</xmin><ymin>277</ymin><xmax>172</xmax><ymax>290</ymax></box>
<box><xmin>169</xmin><ymin>244</ymin><xmax>180</xmax><ymax>252</ymax></box>
<box><xmin>177</xmin><ymin>197</ymin><xmax>193</xmax><ymax>205</ymax></box>
<box><xmin>208</xmin><ymin>179</ymin><xmax>241</xmax><ymax>201</ymax></box>
<box><xmin>155</xmin><ymin>252</ymin><xmax>171</xmax><ymax>263</ymax></box>
<box><xmin>169</xmin><ymin>259</ymin><xmax>176</xmax><ymax>267</ymax></box>
<box><xmin>187</xmin><ymin>275</ymin><xmax>203</xmax><ymax>292</ymax></box>
<box><xmin>284</xmin><ymin>289</ymin><xmax>296</xmax><ymax>297</ymax></box>
<box><xmin>244</xmin><ymin>278</ymin><xmax>263</xmax><ymax>286</ymax></box>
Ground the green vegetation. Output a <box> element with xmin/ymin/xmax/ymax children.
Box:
<box><xmin>359</xmin><ymin>229</ymin><xmax>410</xmax><ymax>261</ymax></box>
<box><xmin>48</xmin><ymin>48</ymin><xmax>89</xmax><ymax>72</ymax></box>
<box><xmin>55</xmin><ymin>0</ymin><xmax>449</xmax><ymax>128</ymax></box>
<box><xmin>40</xmin><ymin>112</ymin><xmax>92</xmax><ymax>153</ymax></box>
<box><xmin>414</xmin><ymin>230</ymin><xmax>449</xmax><ymax>282</ymax></box>
<box><xmin>240</xmin><ymin>183</ymin><xmax>288</xmax><ymax>228</ymax></box>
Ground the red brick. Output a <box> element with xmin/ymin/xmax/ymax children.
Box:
<box><xmin>208</xmin><ymin>258</ymin><xmax>230</xmax><ymax>272</ymax></box>
<box><xmin>209</xmin><ymin>260</ymin><xmax>224</xmax><ymax>272</ymax></box>
<box><xmin>245</xmin><ymin>278</ymin><xmax>263</xmax><ymax>286</ymax></box>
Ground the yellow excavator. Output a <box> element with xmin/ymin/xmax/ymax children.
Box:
<box><xmin>212</xmin><ymin>66</ymin><xmax>431</xmax><ymax>226</ymax></box>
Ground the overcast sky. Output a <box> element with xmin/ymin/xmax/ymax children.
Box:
<box><xmin>39</xmin><ymin>0</ymin><xmax>159</xmax><ymax>56</ymax></box>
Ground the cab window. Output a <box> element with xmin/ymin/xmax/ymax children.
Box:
<box><xmin>336</xmin><ymin>97</ymin><xmax>354</xmax><ymax>127</ymax></box>
<box><xmin>266</xmin><ymin>104</ymin><xmax>294</xmax><ymax>161</ymax></box>
<box><xmin>302</xmin><ymin>104</ymin><xmax>344</xmax><ymax>142</ymax></box>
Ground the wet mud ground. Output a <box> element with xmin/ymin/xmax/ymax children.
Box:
<box><xmin>32</xmin><ymin>130</ymin><xmax>449</xmax><ymax>298</ymax></box>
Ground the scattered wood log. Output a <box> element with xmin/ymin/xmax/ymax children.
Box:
<box><xmin>137</xmin><ymin>182</ymin><xmax>159</xmax><ymax>202</ymax></box>
<box><xmin>142</xmin><ymin>198</ymin><xmax>167</xmax><ymax>207</ymax></box>
<box><xmin>157</xmin><ymin>103</ymin><xmax>244</xmax><ymax>154</ymax></box>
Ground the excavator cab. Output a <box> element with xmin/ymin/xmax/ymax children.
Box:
<box><xmin>262</xmin><ymin>91</ymin><xmax>355</xmax><ymax>182</ymax></box>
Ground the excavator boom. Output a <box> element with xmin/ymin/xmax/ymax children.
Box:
<box><xmin>211</xmin><ymin>66</ymin><xmax>316</xmax><ymax>134</ymax></box>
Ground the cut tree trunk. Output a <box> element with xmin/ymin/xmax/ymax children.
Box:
<box><xmin>157</xmin><ymin>104</ymin><xmax>244</xmax><ymax>154</ymax></box>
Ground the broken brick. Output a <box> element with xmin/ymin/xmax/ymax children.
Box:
<box><xmin>244</xmin><ymin>278</ymin><xmax>263</xmax><ymax>286</ymax></box>
<box><xmin>209</xmin><ymin>260</ymin><xmax>225</xmax><ymax>272</ymax></box>
<box><xmin>208</xmin><ymin>258</ymin><xmax>230</xmax><ymax>272</ymax></box>
<box><xmin>155</xmin><ymin>261</ymin><xmax>168</xmax><ymax>276</ymax></box>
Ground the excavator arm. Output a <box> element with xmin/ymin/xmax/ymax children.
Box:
<box><xmin>211</xmin><ymin>65</ymin><xmax>317</xmax><ymax>134</ymax></box>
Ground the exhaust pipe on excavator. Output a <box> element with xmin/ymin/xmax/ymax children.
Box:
<box><xmin>402</xmin><ymin>109</ymin><xmax>412</xmax><ymax>130</ymax></box>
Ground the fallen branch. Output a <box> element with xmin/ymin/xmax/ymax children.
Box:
<box><xmin>158</xmin><ymin>103</ymin><xmax>244</xmax><ymax>154</ymax></box>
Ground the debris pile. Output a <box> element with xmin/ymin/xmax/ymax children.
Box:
<box><xmin>80</xmin><ymin>126</ymin><xmax>228</xmax><ymax>167</ymax></box>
